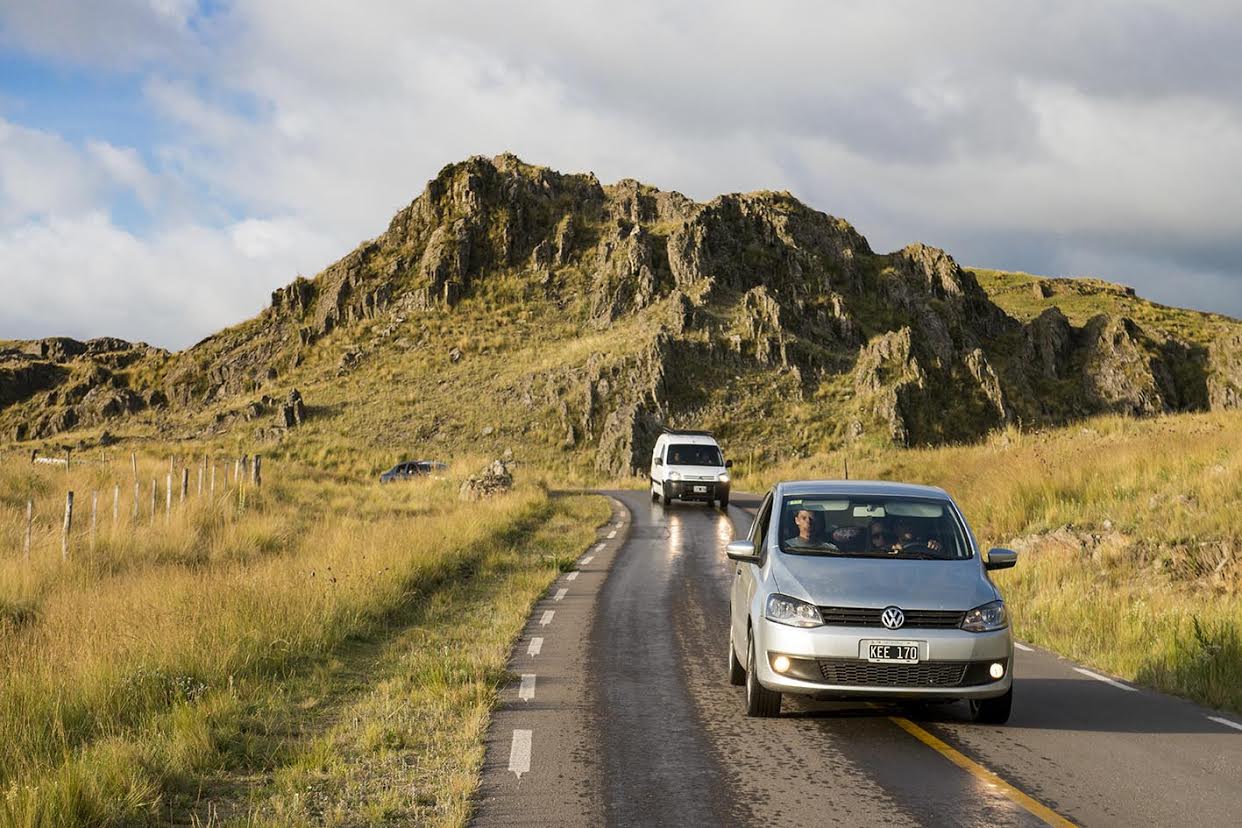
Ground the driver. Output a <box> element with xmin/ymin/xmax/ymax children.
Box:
<box><xmin>892</xmin><ymin>517</ymin><xmax>944</xmax><ymax>554</ymax></box>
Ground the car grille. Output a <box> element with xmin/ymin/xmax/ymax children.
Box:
<box><xmin>817</xmin><ymin>659</ymin><xmax>969</xmax><ymax>687</ymax></box>
<box><xmin>817</xmin><ymin>606</ymin><xmax>966</xmax><ymax>629</ymax></box>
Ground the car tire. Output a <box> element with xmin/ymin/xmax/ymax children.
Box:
<box><xmin>718</xmin><ymin>494</ymin><xmax>730</xmax><ymax>510</ymax></box>
<box><xmin>651</xmin><ymin>486</ymin><xmax>659</xmax><ymax>503</ymax></box>
<box><xmin>728</xmin><ymin>625</ymin><xmax>746</xmax><ymax>686</ymax></box>
<box><xmin>969</xmin><ymin>686</ymin><xmax>1013</xmax><ymax>724</ymax></box>
<box><xmin>745</xmin><ymin>629</ymin><xmax>781</xmax><ymax>717</ymax></box>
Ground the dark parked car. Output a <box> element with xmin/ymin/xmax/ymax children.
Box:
<box><xmin>379</xmin><ymin>460</ymin><xmax>447</xmax><ymax>483</ymax></box>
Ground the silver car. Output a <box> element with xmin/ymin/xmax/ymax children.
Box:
<box><xmin>727</xmin><ymin>480</ymin><xmax>1017</xmax><ymax>721</ymax></box>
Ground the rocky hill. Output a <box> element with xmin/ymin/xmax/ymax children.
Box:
<box><xmin>3</xmin><ymin>154</ymin><xmax>1241</xmax><ymax>474</ymax></box>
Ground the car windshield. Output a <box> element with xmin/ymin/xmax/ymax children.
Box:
<box><xmin>666</xmin><ymin>443</ymin><xmax>722</xmax><ymax>466</ymax></box>
<box><xmin>777</xmin><ymin>495</ymin><xmax>972</xmax><ymax>560</ymax></box>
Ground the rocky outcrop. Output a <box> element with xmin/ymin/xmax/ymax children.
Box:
<box><xmin>459</xmin><ymin>459</ymin><xmax>514</xmax><ymax>500</ymax></box>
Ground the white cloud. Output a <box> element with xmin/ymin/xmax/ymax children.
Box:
<box><xmin>2</xmin><ymin>0</ymin><xmax>1241</xmax><ymax>349</ymax></box>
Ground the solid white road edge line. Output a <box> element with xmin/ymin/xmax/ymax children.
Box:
<box><xmin>566</xmin><ymin>571</ymin><xmax>579</xmax><ymax>581</ymax></box>
<box><xmin>554</xmin><ymin>588</ymin><xmax>568</xmax><ymax>601</ymax></box>
<box><xmin>580</xmin><ymin>555</ymin><xmax>594</xmax><ymax>565</ymax></box>
<box><xmin>519</xmin><ymin>674</ymin><xmax>536</xmax><ymax>701</ymax></box>
<box><xmin>607</xmin><ymin>530</ymin><xmax>618</xmax><ymax>539</ymax></box>
<box><xmin>509</xmin><ymin>730</ymin><xmax>532</xmax><ymax>778</ymax></box>
<box><xmin>1206</xmin><ymin>715</ymin><xmax>1242</xmax><ymax>732</ymax></box>
<box><xmin>539</xmin><ymin>610</ymin><xmax>554</xmax><ymax>626</ymax></box>
<box><xmin>1073</xmin><ymin>666</ymin><xmax>1137</xmax><ymax>691</ymax></box>
<box><xmin>528</xmin><ymin>637</ymin><xmax>543</xmax><ymax>657</ymax></box>
<box><xmin>1014</xmin><ymin>642</ymin><xmax>1034</xmax><ymax>652</ymax></box>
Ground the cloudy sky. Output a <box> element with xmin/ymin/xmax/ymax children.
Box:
<box><xmin>2</xmin><ymin>1</ymin><xmax>1240</xmax><ymax>349</ymax></box>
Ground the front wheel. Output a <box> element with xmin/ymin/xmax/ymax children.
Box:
<box><xmin>969</xmin><ymin>686</ymin><xmax>1013</xmax><ymax>724</ymax></box>
<box><xmin>745</xmin><ymin>629</ymin><xmax>781</xmax><ymax>717</ymax></box>
<box><xmin>718</xmin><ymin>494</ymin><xmax>730</xmax><ymax>510</ymax></box>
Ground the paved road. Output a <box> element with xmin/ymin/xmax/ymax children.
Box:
<box><xmin>473</xmin><ymin>491</ymin><xmax>1242</xmax><ymax>826</ymax></box>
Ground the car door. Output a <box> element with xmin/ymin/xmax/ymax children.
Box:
<box><xmin>732</xmin><ymin>491</ymin><xmax>773</xmax><ymax>651</ymax></box>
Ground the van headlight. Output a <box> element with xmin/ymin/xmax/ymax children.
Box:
<box><xmin>765</xmin><ymin>594</ymin><xmax>823</xmax><ymax>628</ymax></box>
<box><xmin>961</xmin><ymin>600</ymin><xmax>1008</xmax><ymax>632</ymax></box>
<box><xmin>669</xmin><ymin>471</ymin><xmax>681</xmax><ymax>481</ymax></box>
<box><xmin>718</xmin><ymin>472</ymin><xmax>730</xmax><ymax>484</ymax></box>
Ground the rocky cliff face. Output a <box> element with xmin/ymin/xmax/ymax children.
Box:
<box><xmin>3</xmin><ymin>154</ymin><xmax>1240</xmax><ymax>471</ymax></box>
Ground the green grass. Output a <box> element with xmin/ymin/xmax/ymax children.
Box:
<box><xmin>0</xmin><ymin>448</ymin><xmax>609</xmax><ymax>825</ymax></box>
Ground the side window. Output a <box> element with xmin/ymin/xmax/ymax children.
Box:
<box><xmin>750</xmin><ymin>493</ymin><xmax>773</xmax><ymax>548</ymax></box>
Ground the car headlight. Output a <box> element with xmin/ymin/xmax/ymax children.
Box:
<box><xmin>961</xmin><ymin>600</ymin><xmax>1008</xmax><ymax>632</ymax></box>
<box><xmin>718</xmin><ymin>473</ymin><xmax>730</xmax><ymax>484</ymax></box>
<box><xmin>669</xmin><ymin>471</ymin><xmax>681</xmax><ymax>481</ymax></box>
<box><xmin>765</xmin><ymin>593</ymin><xmax>823</xmax><ymax>628</ymax></box>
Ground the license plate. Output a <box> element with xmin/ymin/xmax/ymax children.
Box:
<box><xmin>693</xmin><ymin>485</ymin><xmax>707</xmax><ymax>493</ymax></box>
<box><xmin>862</xmin><ymin>640</ymin><xmax>922</xmax><ymax>663</ymax></box>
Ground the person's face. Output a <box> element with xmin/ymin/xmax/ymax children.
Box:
<box><xmin>794</xmin><ymin>510</ymin><xmax>815</xmax><ymax>535</ymax></box>
<box><xmin>895</xmin><ymin>520</ymin><xmax>916</xmax><ymax>541</ymax></box>
<box><xmin>870</xmin><ymin>522</ymin><xmax>891</xmax><ymax>547</ymax></box>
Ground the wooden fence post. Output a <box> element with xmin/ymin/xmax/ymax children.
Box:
<box><xmin>198</xmin><ymin>465</ymin><xmax>204</xmax><ymax>497</ymax></box>
<box><xmin>252</xmin><ymin>455</ymin><xmax>262</xmax><ymax>487</ymax></box>
<box><xmin>165</xmin><ymin>473</ymin><xmax>172</xmax><ymax>521</ymax></box>
<box><xmin>131</xmin><ymin>451</ymin><xmax>138</xmax><ymax>480</ymax></box>
<box><xmin>150</xmin><ymin>478</ymin><xmax>157</xmax><ymax>520</ymax></box>
<box><xmin>112</xmin><ymin>484</ymin><xmax>120</xmax><ymax>527</ymax></box>
<box><xmin>210</xmin><ymin>464</ymin><xmax>216</xmax><ymax>495</ymax></box>
<box><xmin>233</xmin><ymin>457</ymin><xmax>240</xmax><ymax>483</ymax></box>
<box><xmin>24</xmin><ymin>500</ymin><xmax>32</xmax><ymax>560</ymax></box>
<box><xmin>181</xmin><ymin>468</ymin><xmax>189</xmax><ymax>503</ymax></box>
<box><xmin>62</xmin><ymin>491</ymin><xmax>74</xmax><ymax>560</ymax></box>
<box><xmin>90</xmin><ymin>491</ymin><xmax>98</xmax><ymax>552</ymax></box>
<box><xmin>133</xmin><ymin>480</ymin><xmax>140</xmax><ymax>519</ymax></box>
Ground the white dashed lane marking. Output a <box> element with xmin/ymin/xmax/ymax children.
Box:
<box><xmin>519</xmin><ymin>674</ymin><xmax>536</xmax><ymax>701</ymax></box>
<box><xmin>1073</xmin><ymin>667</ymin><xmax>1137</xmax><ymax>691</ymax></box>
<box><xmin>607</xmin><ymin>530</ymin><xmax>617</xmax><ymax>539</ymax></box>
<box><xmin>1207</xmin><ymin>715</ymin><xmax>1242</xmax><ymax>732</ymax></box>
<box><xmin>527</xmin><ymin>637</ymin><xmax>543</xmax><ymax>657</ymax></box>
<box><xmin>1014</xmin><ymin>642</ymin><xmax>1034</xmax><ymax>652</ymax></box>
<box><xmin>566</xmin><ymin>571</ymin><xmax>579</xmax><ymax>581</ymax></box>
<box><xmin>580</xmin><ymin>555</ymin><xmax>594</xmax><ymax>565</ymax></box>
<box><xmin>554</xmin><ymin>588</ymin><xmax>568</xmax><ymax>601</ymax></box>
<box><xmin>508</xmin><ymin>730</ymin><xmax>532</xmax><ymax>778</ymax></box>
<box><xmin>539</xmin><ymin>610</ymin><xmax>554</xmax><ymax>626</ymax></box>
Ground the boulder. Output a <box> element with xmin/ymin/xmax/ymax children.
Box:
<box><xmin>459</xmin><ymin>460</ymin><xmax>514</xmax><ymax>501</ymax></box>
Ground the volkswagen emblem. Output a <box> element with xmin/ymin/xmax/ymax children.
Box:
<box><xmin>881</xmin><ymin>606</ymin><xmax>905</xmax><ymax>630</ymax></box>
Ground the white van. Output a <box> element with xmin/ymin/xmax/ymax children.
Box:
<box><xmin>650</xmin><ymin>429</ymin><xmax>732</xmax><ymax>508</ymax></box>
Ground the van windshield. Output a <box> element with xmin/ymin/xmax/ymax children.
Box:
<box><xmin>666</xmin><ymin>444</ymin><xmax>723</xmax><ymax>466</ymax></box>
<box><xmin>778</xmin><ymin>495</ymin><xmax>971</xmax><ymax>560</ymax></box>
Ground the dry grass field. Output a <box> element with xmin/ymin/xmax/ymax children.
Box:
<box><xmin>747</xmin><ymin>410</ymin><xmax>1242</xmax><ymax>713</ymax></box>
<box><xmin>0</xmin><ymin>449</ymin><xmax>607</xmax><ymax>826</ymax></box>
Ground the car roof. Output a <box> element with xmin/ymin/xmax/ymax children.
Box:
<box><xmin>660</xmin><ymin>434</ymin><xmax>719</xmax><ymax>446</ymax></box>
<box><xmin>774</xmin><ymin>479</ymin><xmax>950</xmax><ymax>500</ymax></box>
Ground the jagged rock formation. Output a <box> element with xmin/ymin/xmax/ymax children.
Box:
<box><xmin>3</xmin><ymin>154</ymin><xmax>1241</xmax><ymax>473</ymax></box>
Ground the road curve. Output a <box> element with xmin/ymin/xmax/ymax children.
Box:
<box><xmin>473</xmin><ymin>491</ymin><xmax>1242</xmax><ymax>827</ymax></box>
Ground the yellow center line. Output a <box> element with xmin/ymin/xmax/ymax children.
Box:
<box><xmin>889</xmin><ymin>716</ymin><xmax>1077</xmax><ymax>828</ymax></box>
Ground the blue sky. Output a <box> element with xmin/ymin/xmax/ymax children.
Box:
<box><xmin>2</xmin><ymin>0</ymin><xmax>1241</xmax><ymax>349</ymax></box>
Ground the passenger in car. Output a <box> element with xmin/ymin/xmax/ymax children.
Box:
<box><xmin>869</xmin><ymin>520</ymin><xmax>896</xmax><ymax>552</ymax></box>
<box><xmin>786</xmin><ymin>509</ymin><xmax>839</xmax><ymax>550</ymax></box>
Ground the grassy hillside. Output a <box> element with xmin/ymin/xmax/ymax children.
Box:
<box><xmin>0</xmin><ymin>447</ymin><xmax>608</xmax><ymax>825</ymax></box>
<box><xmin>746</xmin><ymin>409</ymin><xmax>1242</xmax><ymax>713</ymax></box>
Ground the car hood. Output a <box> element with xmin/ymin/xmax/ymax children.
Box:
<box><xmin>770</xmin><ymin>551</ymin><xmax>998</xmax><ymax>610</ymax></box>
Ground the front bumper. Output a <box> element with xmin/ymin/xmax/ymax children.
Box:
<box><xmin>665</xmin><ymin>479</ymin><xmax>729</xmax><ymax>502</ymax></box>
<box><xmin>753</xmin><ymin>618</ymin><xmax>1013</xmax><ymax>700</ymax></box>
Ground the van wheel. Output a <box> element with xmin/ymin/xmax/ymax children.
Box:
<box><xmin>969</xmin><ymin>687</ymin><xmax>1013</xmax><ymax>724</ymax></box>
<box><xmin>728</xmin><ymin>625</ymin><xmax>746</xmax><ymax>686</ymax></box>
<box><xmin>651</xmin><ymin>487</ymin><xmax>659</xmax><ymax>503</ymax></box>
<box><xmin>745</xmin><ymin>629</ymin><xmax>781</xmax><ymax>717</ymax></box>
<box><xmin>718</xmin><ymin>494</ymin><xmax>730</xmax><ymax>510</ymax></box>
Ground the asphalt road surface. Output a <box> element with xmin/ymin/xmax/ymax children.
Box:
<box><xmin>473</xmin><ymin>491</ymin><xmax>1242</xmax><ymax>827</ymax></box>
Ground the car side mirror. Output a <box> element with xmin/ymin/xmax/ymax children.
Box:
<box><xmin>985</xmin><ymin>548</ymin><xmax>1018</xmax><ymax>571</ymax></box>
<box><xmin>654</xmin><ymin>457</ymin><xmax>663</xmax><ymax>466</ymax></box>
<box><xmin>725</xmin><ymin>459</ymin><xmax>733</xmax><ymax>468</ymax></box>
<box><xmin>726</xmin><ymin>540</ymin><xmax>760</xmax><ymax>563</ymax></box>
